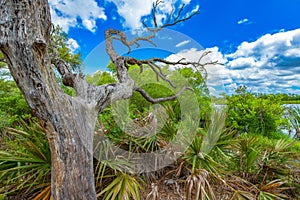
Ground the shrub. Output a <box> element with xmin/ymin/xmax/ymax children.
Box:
<box><xmin>226</xmin><ymin>86</ymin><xmax>286</xmax><ymax>136</ymax></box>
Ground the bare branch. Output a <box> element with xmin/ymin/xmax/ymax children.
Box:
<box><xmin>143</xmin><ymin>2</ymin><xmax>200</xmax><ymax>30</ymax></box>
<box><xmin>123</xmin><ymin>50</ymin><xmax>221</xmax><ymax>89</ymax></box>
<box><xmin>105</xmin><ymin>2</ymin><xmax>200</xmax><ymax>55</ymax></box>
<box><xmin>135</xmin><ymin>86</ymin><xmax>193</xmax><ymax>104</ymax></box>
<box><xmin>150</xmin><ymin>52</ymin><xmax>222</xmax><ymax>79</ymax></box>
<box><xmin>125</xmin><ymin>57</ymin><xmax>177</xmax><ymax>88</ymax></box>
<box><xmin>147</xmin><ymin>62</ymin><xmax>176</xmax><ymax>88</ymax></box>
<box><xmin>115</xmin><ymin>30</ymin><xmax>157</xmax><ymax>54</ymax></box>
<box><xmin>103</xmin><ymin>2</ymin><xmax>207</xmax><ymax>107</ymax></box>
<box><xmin>174</xmin><ymin>3</ymin><xmax>185</xmax><ymax>22</ymax></box>
<box><xmin>151</xmin><ymin>0</ymin><xmax>163</xmax><ymax>28</ymax></box>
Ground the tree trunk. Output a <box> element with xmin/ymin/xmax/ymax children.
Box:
<box><xmin>0</xmin><ymin>0</ymin><xmax>200</xmax><ymax>199</ymax></box>
<box><xmin>45</xmin><ymin>98</ymin><xmax>98</xmax><ymax>199</ymax></box>
<box><xmin>0</xmin><ymin>1</ymin><xmax>97</xmax><ymax>199</ymax></box>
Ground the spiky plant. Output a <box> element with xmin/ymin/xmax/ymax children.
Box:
<box><xmin>183</xmin><ymin>110</ymin><xmax>229</xmax><ymax>199</ymax></box>
<box><xmin>185</xmin><ymin>169</ymin><xmax>216</xmax><ymax>200</ymax></box>
<box><xmin>96</xmin><ymin>172</ymin><xmax>142</xmax><ymax>200</ymax></box>
<box><xmin>257</xmin><ymin>139</ymin><xmax>298</xmax><ymax>187</ymax></box>
<box><xmin>93</xmin><ymin>139</ymin><xmax>143</xmax><ymax>200</ymax></box>
<box><xmin>231</xmin><ymin>136</ymin><xmax>261</xmax><ymax>178</ymax></box>
<box><xmin>0</xmin><ymin>121</ymin><xmax>51</xmax><ymax>199</ymax></box>
<box><xmin>256</xmin><ymin>179</ymin><xmax>289</xmax><ymax>200</ymax></box>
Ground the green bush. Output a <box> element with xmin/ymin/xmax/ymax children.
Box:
<box><xmin>0</xmin><ymin>80</ymin><xmax>33</xmax><ymax>129</ymax></box>
<box><xmin>226</xmin><ymin>86</ymin><xmax>286</xmax><ymax>136</ymax></box>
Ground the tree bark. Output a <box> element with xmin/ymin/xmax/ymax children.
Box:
<box><xmin>0</xmin><ymin>1</ymin><xmax>98</xmax><ymax>199</ymax></box>
<box><xmin>0</xmin><ymin>1</ymin><xmax>202</xmax><ymax>199</ymax></box>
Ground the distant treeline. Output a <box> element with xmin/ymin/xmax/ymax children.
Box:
<box><xmin>254</xmin><ymin>93</ymin><xmax>300</xmax><ymax>104</ymax></box>
<box><xmin>212</xmin><ymin>87</ymin><xmax>300</xmax><ymax>105</ymax></box>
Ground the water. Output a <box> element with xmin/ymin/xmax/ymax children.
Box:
<box><xmin>281</xmin><ymin>104</ymin><xmax>300</xmax><ymax>138</ymax></box>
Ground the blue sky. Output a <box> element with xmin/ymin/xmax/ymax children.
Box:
<box><xmin>48</xmin><ymin>0</ymin><xmax>300</xmax><ymax>95</ymax></box>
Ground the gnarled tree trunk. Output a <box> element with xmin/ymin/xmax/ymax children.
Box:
<box><xmin>0</xmin><ymin>1</ymin><xmax>99</xmax><ymax>199</ymax></box>
<box><xmin>0</xmin><ymin>0</ymin><xmax>201</xmax><ymax>199</ymax></box>
<box><xmin>0</xmin><ymin>1</ymin><xmax>136</xmax><ymax>198</ymax></box>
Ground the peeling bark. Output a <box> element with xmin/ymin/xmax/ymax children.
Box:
<box><xmin>0</xmin><ymin>1</ymin><xmax>98</xmax><ymax>199</ymax></box>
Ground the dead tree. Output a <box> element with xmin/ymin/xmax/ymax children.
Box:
<box><xmin>0</xmin><ymin>0</ymin><xmax>214</xmax><ymax>199</ymax></box>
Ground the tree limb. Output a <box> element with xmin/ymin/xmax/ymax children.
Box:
<box><xmin>106</xmin><ymin>28</ymin><xmax>157</xmax><ymax>54</ymax></box>
<box><xmin>144</xmin><ymin>1</ymin><xmax>200</xmax><ymax>30</ymax></box>
<box><xmin>124</xmin><ymin>51</ymin><xmax>220</xmax><ymax>87</ymax></box>
<box><xmin>103</xmin><ymin>2</ymin><xmax>205</xmax><ymax>105</ymax></box>
<box><xmin>135</xmin><ymin>86</ymin><xmax>193</xmax><ymax>104</ymax></box>
<box><xmin>105</xmin><ymin>2</ymin><xmax>200</xmax><ymax>55</ymax></box>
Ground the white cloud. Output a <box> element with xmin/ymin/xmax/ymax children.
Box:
<box><xmin>237</xmin><ymin>18</ymin><xmax>249</xmax><ymax>25</ymax></box>
<box><xmin>107</xmin><ymin>0</ymin><xmax>154</xmax><ymax>30</ymax></box>
<box><xmin>225</xmin><ymin>28</ymin><xmax>300</xmax><ymax>94</ymax></box>
<box><xmin>164</xmin><ymin>28</ymin><xmax>300</xmax><ymax>95</ymax></box>
<box><xmin>66</xmin><ymin>38</ymin><xmax>80</xmax><ymax>53</ymax></box>
<box><xmin>107</xmin><ymin>0</ymin><xmax>198</xmax><ymax>30</ymax></box>
<box><xmin>175</xmin><ymin>40</ymin><xmax>191</xmax><ymax>47</ymax></box>
<box><xmin>165</xmin><ymin>47</ymin><xmax>230</xmax><ymax>95</ymax></box>
<box><xmin>182</xmin><ymin>0</ymin><xmax>192</xmax><ymax>4</ymax></box>
<box><xmin>228</xmin><ymin>29</ymin><xmax>300</xmax><ymax>58</ymax></box>
<box><xmin>49</xmin><ymin>0</ymin><xmax>107</xmax><ymax>32</ymax></box>
<box><xmin>227</xmin><ymin>57</ymin><xmax>266</xmax><ymax>69</ymax></box>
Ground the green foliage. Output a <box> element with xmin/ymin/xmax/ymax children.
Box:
<box><xmin>2</xmin><ymin>41</ymin><xmax>300</xmax><ymax>198</ymax></box>
<box><xmin>49</xmin><ymin>25</ymin><xmax>82</xmax><ymax>71</ymax></box>
<box><xmin>0</xmin><ymin>80</ymin><xmax>32</xmax><ymax>129</ymax></box>
<box><xmin>127</xmin><ymin>64</ymin><xmax>211</xmax><ymax>120</ymax></box>
<box><xmin>182</xmin><ymin>112</ymin><xmax>299</xmax><ymax>199</ymax></box>
<box><xmin>94</xmin><ymin>140</ymin><xmax>143</xmax><ymax>200</ymax></box>
<box><xmin>0</xmin><ymin>121</ymin><xmax>51</xmax><ymax>198</ymax></box>
<box><xmin>86</xmin><ymin>70</ymin><xmax>116</xmax><ymax>86</ymax></box>
<box><xmin>177</xmin><ymin>67</ymin><xmax>212</xmax><ymax>119</ymax></box>
<box><xmin>0</xmin><ymin>50</ymin><xmax>6</xmax><ymax>68</ymax></box>
<box><xmin>228</xmin><ymin>133</ymin><xmax>299</xmax><ymax>195</ymax></box>
<box><xmin>232</xmin><ymin>136</ymin><xmax>261</xmax><ymax>173</ymax></box>
<box><xmin>226</xmin><ymin>85</ymin><xmax>286</xmax><ymax>136</ymax></box>
<box><xmin>97</xmin><ymin>173</ymin><xmax>142</xmax><ymax>200</ymax></box>
<box><xmin>184</xmin><ymin>111</ymin><xmax>227</xmax><ymax>173</ymax></box>
<box><xmin>275</xmin><ymin>93</ymin><xmax>300</xmax><ymax>103</ymax></box>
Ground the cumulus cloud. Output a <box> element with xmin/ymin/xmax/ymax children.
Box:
<box><xmin>164</xmin><ymin>28</ymin><xmax>300</xmax><ymax>95</ymax></box>
<box><xmin>165</xmin><ymin>47</ymin><xmax>230</xmax><ymax>95</ymax></box>
<box><xmin>107</xmin><ymin>0</ymin><xmax>198</xmax><ymax>30</ymax></box>
<box><xmin>225</xmin><ymin>28</ymin><xmax>300</xmax><ymax>94</ymax></box>
<box><xmin>106</xmin><ymin>0</ymin><xmax>154</xmax><ymax>30</ymax></box>
<box><xmin>49</xmin><ymin>0</ymin><xmax>107</xmax><ymax>32</ymax></box>
<box><xmin>66</xmin><ymin>38</ymin><xmax>80</xmax><ymax>53</ymax></box>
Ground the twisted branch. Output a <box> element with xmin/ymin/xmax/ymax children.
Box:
<box><xmin>108</xmin><ymin>1</ymin><xmax>200</xmax><ymax>54</ymax></box>
<box><xmin>124</xmin><ymin>50</ymin><xmax>219</xmax><ymax>88</ymax></box>
<box><xmin>102</xmin><ymin>2</ymin><xmax>206</xmax><ymax>105</ymax></box>
<box><xmin>144</xmin><ymin>1</ymin><xmax>200</xmax><ymax>30</ymax></box>
<box><xmin>135</xmin><ymin>86</ymin><xmax>193</xmax><ymax>104</ymax></box>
